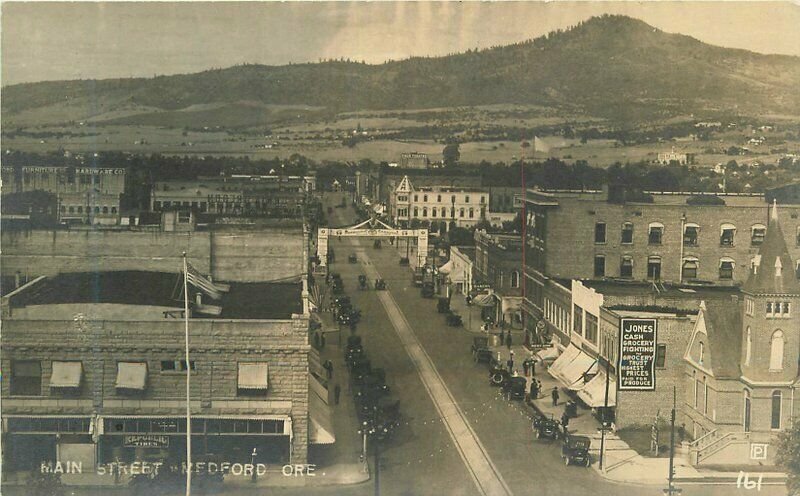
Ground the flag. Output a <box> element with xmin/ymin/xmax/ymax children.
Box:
<box><xmin>184</xmin><ymin>263</ymin><xmax>228</xmax><ymax>300</ymax></box>
<box><xmin>534</xmin><ymin>136</ymin><xmax>550</xmax><ymax>154</ymax></box>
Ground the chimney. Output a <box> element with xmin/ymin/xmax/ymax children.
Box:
<box><xmin>195</xmin><ymin>293</ymin><xmax>202</xmax><ymax>306</ymax></box>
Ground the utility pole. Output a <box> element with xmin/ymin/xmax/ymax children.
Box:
<box><xmin>664</xmin><ymin>386</ymin><xmax>681</xmax><ymax>495</ymax></box>
<box><xmin>599</xmin><ymin>357</ymin><xmax>611</xmax><ymax>470</ymax></box>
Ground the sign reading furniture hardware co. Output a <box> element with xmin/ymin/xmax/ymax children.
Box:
<box><xmin>618</xmin><ymin>318</ymin><xmax>657</xmax><ymax>391</ymax></box>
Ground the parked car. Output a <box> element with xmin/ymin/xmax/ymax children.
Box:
<box><xmin>502</xmin><ymin>376</ymin><xmax>528</xmax><ymax>401</ymax></box>
<box><xmin>399</xmin><ymin>257</ymin><xmax>410</xmax><ymax>266</ymax></box>
<box><xmin>358</xmin><ymin>275</ymin><xmax>368</xmax><ymax>290</ymax></box>
<box><xmin>471</xmin><ymin>336</ymin><xmax>489</xmax><ymax>355</ymax></box>
<box><xmin>533</xmin><ymin>416</ymin><xmax>560</xmax><ymax>440</ymax></box>
<box><xmin>421</xmin><ymin>282</ymin><xmax>435</xmax><ymax>298</ymax></box>
<box><xmin>437</xmin><ymin>297</ymin><xmax>450</xmax><ymax>313</ymax></box>
<box><xmin>561</xmin><ymin>434</ymin><xmax>591</xmax><ymax>466</ymax></box>
<box><xmin>446</xmin><ymin>311</ymin><xmax>462</xmax><ymax>327</ymax></box>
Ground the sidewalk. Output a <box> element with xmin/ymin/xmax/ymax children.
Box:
<box><xmin>449</xmin><ymin>293</ymin><xmax>490</xmax><ymax>334</ymax></box>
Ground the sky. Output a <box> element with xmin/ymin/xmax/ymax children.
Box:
<box><xmin>2</xmin><ymin>1</ymin><xmax>800</xmax><ymax>86</ymax></box>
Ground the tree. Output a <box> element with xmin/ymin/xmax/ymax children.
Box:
<box><xmin>442</xmin><ymin>143</ymin><xmax>460</xmax><ymax>167</ymax></box>
<box><xmin>777</xmin><ymin>422</ymin><xmax>800</xmax><ymax>494</ymax></box>
<box><xmin>447</xmin><ymin>227</ymin><xmax>474</xmax><ymax>246</ymax></box>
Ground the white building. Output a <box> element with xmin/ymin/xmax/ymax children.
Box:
<box><xmin>389</xmin><ymin>175</ymin><xmax>488</xmax><ymax>230</ymax></box>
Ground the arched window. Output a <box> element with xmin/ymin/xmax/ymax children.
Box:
<box><xmin>469</xmin><ymin>208</ymin><xmax>474</xmax><ymax>218</ymax></box>
<box><xmin>432</xmin><ymin>208</ymin><xmax>437</xmax><ymax>218</ymax></box>
<box><xmin>620</xmin><ymin>255</ymin><xmax>634</xmax><ymax>278</ymax></box>
<box><xmin>441</xmin><ymin>207</ymin><xmax>446</xmax><ymax>217</ymax></box>
<box><xmin>60</xmin><ymin>206</ymin><xmax>66</xmax><ymax>213</ymax></box>
<box><xmin>770</xmin><ymin>330</ymin><xmax>785</xmax><ymax>370</ymax></box>
<box><xmin>771</xmin><ymin>390</ymin><xmax>783</xmax><ymax>430</ymax></box>
<box><xmin>745</xmin><ymin>327</ymin><xmax>752</xmax><ymax>366</ymax></box>
<box><xmin>413</xmin><ymin>207</ymin><xmax>418</xmax><ymax>217</ymax></box>
<box><xmin>111</xmin><ymin>207</ymin><xmax>117</xmax><ymax>214</ymax></box>
<box><xmin>698</xmin><ymin>341</ymin><xmax>705</xmax><ymax>365</ymax></box>
<box><xmin>683</xmin><ymin>222</ymin><xmax>700</xmax><ymax>246</ymax></box>
<box><xmin>510</xmin><ymin>271</ymin><xmax>520</xmax><ymax>288</ymax></box>
<box><xmin>459</xmin><ymin>208</ymin><xmax>465</xmax><ymax>218</ymax></box>
<box><xmin>720</xmin><ymin>223</ymin><xmax>736</xmax><ymax>246</ymax></box>
<box><xmin>102</xmin><ymin>206</ymin><xmax>109</xmax><ymax>214</ymax></box>
<box><xmin>422</xmin><ymin>207</ymin><xmax>428</xmax><ymax>217</ymax></box>
<box><xmin>94</xmin><ymin>206</ymin><xmax>100</xmax><ymax>214</ymax></box>
<box><xmin>648</xmin><ymin>222</ymin><xmax>664</xmax><ymax>245</ymax></box>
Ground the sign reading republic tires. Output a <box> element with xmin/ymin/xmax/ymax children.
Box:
<box><xmin>618</xmin><ymin>318</ymin><xmax>657</xmax><ymax>391</ymax></box>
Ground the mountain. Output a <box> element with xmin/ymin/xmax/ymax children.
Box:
<box><xmin>3</xmin><ymin>15</ymin><xmax>800</xmax><ymax>125</ymax></box>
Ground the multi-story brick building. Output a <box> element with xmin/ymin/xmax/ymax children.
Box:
<box><xmin>0</xmin><ymin>269</ymin><xmax>322</xmax><ymax>478</ymax></box>
<box><xmin>683</xmin><ymin>204</ymin><xmax>800</xmax><ymax>466</ymax></box>
<box><xmin>151</xmin><ymin>175</ymin><xmax>312</xmax><ymax>219</ymax></box>
<box><xmin>389</xmin><ymin>175</ymin><xmax>488</xmax><ymax>230</ymax></box>
<box><xmin>1</xmin><ymin>165</ymin><xmax>126</xmax><ymax>225</ymax></box>
<box><xmin>473</xmin><ymin>230</ymin><xmax>523</xmax><ymax>326</ymax></box>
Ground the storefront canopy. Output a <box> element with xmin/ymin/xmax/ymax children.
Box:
<box><xmin>472</xmin><ymin>293</ymin><xmax>499</xmax><ymax>307</ymax></box>
<box><xmin>548</xmin><ymin>344</ymin><xmax>598</xmax><ymax>389</ymax></box>
<box><xmin>438</xmin><ymin>260</ymin><xmax>453</xmax><ymax>275</ymax></box>
<box><xmin>576</xmin><ymin>371</ymin><xmax>617</xmax><ymax>408</ymax></box>
<box><xmin>238</xmin><ymin>363</ymin><xmax>269</xmax><ymax>390</ymax></box>
<box><xmin>50</xmin><ymin>361</ymin><xmax>83</xmax><ymax>388</ymax></box>
<box><xmin>309</xmin><ymin>392</ymin><xmax>335</xmax><ymax>444</ymax></box>
<box><xmin>547</xmin><ymin>344</ymin><xmax>581</xmax><ymax>378</ymax></box>
<box><xmin>535</xmin><ymin>346</ymin><xmax>560</xmax><ymax>363</ymax></box>
<box><xmin>116</xmin><ymin>362</ymin><xmax>147</xmax><ymax>390</ymax></box>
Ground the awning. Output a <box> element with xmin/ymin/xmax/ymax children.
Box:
<box><xmin>547</xmin><ymin>344</ymin><xmax>581</xmax><ymax>377</ymax></box>
<box><xmin>50</xmin><ymin>361</ymin><xmax>83</xmax><ymax>388</ymax></box>
<box><xmin>116</xmin><ymin>362</ymin><xmax>147</xmax><ymax>390</ymax></box>
<box><xmin>438</xmin><ymin>260</ymin><xmax>453</xmax><ymax>275</ymax></box>
<box><xmin>472</xmin><ymin>293</ymin><xmax>499</xmax><ymax>307</ymax></box>
<box><xmin>535</xmin><ymin>346</ymin><xmax>560</xmax><ymax>362</ymax></box>
<box><xmin>309</xmin><ymin>391</ymin><xmax>335</xmax><ymax>444</ymax></box>
<box><xmin>501</xmin><ymin>297</ymin><xmax>522</xmax><ymax>315</ymax></box>
<box><xmin>558</xmin><ymin>352</ymin><xmax>598</xmax><ymax>389</ymax></box>
<box><xmin>238</xmin><ymin>363</ymin><xmax>269</xmax><ymax>390</ymax></box>
<box><xmin>577</xmin><ymin>371</ymin><xmax>617</xmax><ymax>407</ymax></box>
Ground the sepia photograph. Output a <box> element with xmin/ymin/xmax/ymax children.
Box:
<box><xmin>1</xmin><ymin>1</ymin><xmax>800</xmax><ymax>495</ymax></box>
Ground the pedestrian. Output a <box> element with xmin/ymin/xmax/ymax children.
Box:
<box><xmin>506</xmin><ymin>332</ymin><xmax>512</xmax><ymax>349</ymax></box>
<box><xmin>320</xmin><ymin>333</ymin><xmax>326</xmax><ymax>348</ymax></box>
<box><xmin>561</xmin><ymin>411</ymin><xmax>570</xmax><ymax>436</ymax></box>
<box><xmin>531</xmin><ymin>359</ymin><xmax>536</xmax><ymax>377</ymax></box>
<box><xmin>551</xmin><ymin>386</ymin><xmax>560</xmax><ymax>407</ymax></box>
<box><xmin>499</xmin><ymin>329</ymin><xmax>505</xmax><ymax>345</ymax></box>
<box><xmin>506</xmin><ymin>356</ymin><xmax>514</xmax><ymax>373</ymax></box>
<box><xmin>314</xmin><ymin>332</ymin><xmax>321</xmax><ymax>349</ymax></box>
<box><xmin>529</xmin><ymin>379</ymin><xmax>539</xmax><ymax>400</ymax></box>
<box><xmin>523</xmin><ymin>359</ymin><xmax>529</xmax><ymax>377</ymax></box>
<box><xmin>466</xmin><ymin>295</ymin><xmax>472</xmax><ymax>306</ymax></box>
<box><xmin>334</xmin><ymin>384</ymin><xmax>341</xmax><ymax>405</ymax></box>
<box><xmin>325</xmin><ymin>360</ymin><xmax>334</xmax><ymax>379</ymax></box>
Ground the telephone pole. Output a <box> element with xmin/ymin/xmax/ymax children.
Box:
<box><xmin>664</xmin><ymin>386</ymin><xmax>681</xmax><ymax>495</ymax></box>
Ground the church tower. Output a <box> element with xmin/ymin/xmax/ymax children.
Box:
<box><xmin>740</xmin><ymin>201</ymin><xmax>800</xmax><ymax>384</ymax></box>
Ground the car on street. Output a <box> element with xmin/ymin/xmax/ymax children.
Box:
<box><xmin>561</xmin><ymin>434</ymin><xmax>591</xmax><ymax>466</ymax></box>
<box><xmin>533</xmin><ymin>415</ymin><xmax>560</xmax><ymax>440</ymax></box>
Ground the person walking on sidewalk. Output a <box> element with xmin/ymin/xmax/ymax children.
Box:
<box><xmin>320</xmin><ymin>333</ymin><xmax>326</xmax><ymax>348</ymax></box>
<box><xmin>529</xmin><ymin>379</ymin><xmax>539</xmax><ymax>400</ymax></box>
<box><xmin>506</xmin><ymin>356</ymin><xmax>514</xmax><ymax>373</ymax></box>
<box><xmin>561</xmin><ymin>411</ymin><xmax>570</xmax><ymax>436</ymax></box>
<box><xmin>523</xmin><ymin>359</ymin><xmax>529</xmax><ymax>377</ymax></box>
<box><xmin>334</xmin><ymin>384</ymin><xmax>341</xmax><ymax>405</ymax></box>
<box><xmin>506</xmin><ymin>332</ymin><xmax>512</xmax><ymax>349</ymax></box>
<box><xmin>551</xmin><ymin>386</ymin><xmax>560</xmax><ymax>406</ymax></box>
<box><xmin>324</xmin><ymin>360</ymin><xmax>334</xmax><ymax>379</ymax></box>
<box><xmin>500</xmin><ymin>329</ymin><xmax>505</xmax><ymax>345</ymax></box>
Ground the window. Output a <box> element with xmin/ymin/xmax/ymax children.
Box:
<box><xmin>648</xmin><ymin>223</ymin><xmax>664</xmax><ymax>245</ymax></box>
<box><xmin>699</xmin><ymin>341</ymin><xmax>705</xmax><ymax>365</ymax></box>
<box><xmin>111</xmin><ymin>207</ymin><xmax>117</xmax><ymax>214</ymax></box>
<box><xmin>695</xmin><ymin>376</ymin><xmax>701</xmax><ymax>409</ymax></box>
<box><xmin>746</xmin><ymin>298</ymin><xmax>755</xmax><ymax>316</ymax></box>
<box><xmin>720</xmin><ymin>223</ymin><xmax>736</xmax><ymax>246</ymax></box>
<box><xmin>441</xmin><ymin>207</ymin><xmax>446</xmax><ymax>217</ymax></box>
<box><xmin>594</xmin><ymin>222</ymin><xmax>607</xmax><ymax>243</ymax></box>
<box><xmin>621</xmin><ymin>223</ymin><xmax>634</xmax><ymax>244</ymax></box>
<box><xmin>768</xmin><ymin>301</ymin><xmax>791</xmax><ymax>318</ymax></box>
<box><xmin>422</xmin><ymin>207</ymin><xmax>428</xmax><ymax>217</ymax></box>
<box><xmin>573</xmin><ymin>305</ymin><xmax>584</xmax><ymax>336</ymax></box>
<box><xmin>480</xmin><ymin>196</ymin><xmax>486</xmax><ymax>204</ymax></box>
<box><xmin>437</xmin><ymin>194</ymin><xmax>442</xmax><ymax>202</ymax></box>
<box><xmin>647</xmin><ymin>256</ymin><xmax>662</xmax><ymax>280</ymax></box>
<box><xmin>745</xmin><ymin>327</ymin><xmax>752</xmax><ymax>366</ymax></box>
<box><xmin>751</xmin><ymin>224</ymin><xmax>766</xmax><ymax>246</ymax></box>
<box><xmin>102</xmin><ymin>206</ymin><xmax>109</xmax><ymax>214</ymax></box>
<box><xmin>160</xmin><ymin>360</ymin><xmax>196</xmax><ymax>372</ymax></box>
<box><xmin>797</xmin><ymin>226</ymin><xmax>800</xmax><ymax>246</ymax></box>
<box><xmin>684</xmin><ymin>223</ymin><xmax>699</xmax><ymax>246</ymax></box>
<box><xmin>510</xmin><ymin>271</ymin><xmax>520</xmax><ymax>288</ymax></box>
<box><xmin>770</xmin><ymin>330</ymin><xmax>784</xmax><ymax>370</ymax></box>
<box><xmin>682</xmin><ymin>258</ymin><xmax>699</xmax><ymax>280</ymax></box>
<box><xmin>94</xmin><ymin>206</ymin><xmax>100</xmax><ymax>214</ymax></box>
<box><xmin>719</xmin><ymin>258</ymin><xmax>735</xmax><ymax>280</ymax></box>
<box><xmin>594</xmin><ymin>255</ymin><xmax>606</xmax><ymax>278</ymax></box>
<box><xmin>459</xmin><ymin>208</ymin><xmax>465</xmax><ymax>218</ymax></box>
<box><xmin>771</xmin><ymin>391</ymin><xmax>783</xmax><ymax>430</ymax></box>
<box><xmin>60</xmin><ymin>205</ymin><xmax>66</xmax><ymax>213</ymax></box>
<box><xmin>469</xmin><ymin>208</ymin><xmax>474</xmax><ymax>218</ymax></box>
<box><xmin>11</xmin><ymin>360</ymin><xmax>42</xmax><ymax>396</ymax></box>
<box><xmin>465</xmin><ymin>196</ymin><xmax>470</xmax><ymax>203</ymax></box>
<box><xmin>68</xmin><ymin>206</ymin><xmax>75</xmax><ymax>213</ymax></box>
<box><xmin>413</xmin><ymin>207</ymin><xmax>419</xmax><ymax>217</ymax></box>
<box><xmin>432</xmin><ymin>208</ymin><xmax>437</xmax><ymax>218</ymax></box>
<box><xmin>620</xmin><ymin>256</ymin><xmax>633</xmax><ymax>278</ymax></box>
<box><xmin>585</xmin><ymin>313</ymin><xmax>598</xmax><ymax>344</ymax></box>
<box><xmin>704</xmin><ymin>377</ymin><xmax>709</xmax><ymax>415</ymax></box>
<box><xmin>743</xmin><ymin>389</ymin><xmax>752</xmax><ymax>432</ymax></box>
<box><xmin>413</xmin><ymin>195</ymin><xmax>418</xmax><ymax>202</ymax></box>
<box><xmin>178</xmin><ymin>211</ymin><xmax>191</xmax><ymax>224</ymax></box>
<box><xmin>237</xmin><ymin>363</ymin><xmax>269</xmax><ymax>395</ymax></box>
<box><xmin>655</xmin><ymin>344</ymin><xmax>667</xmax><ymax>368</ymax></box>
<box><xmin>77</xmin><ymin>206</ymin><xmax>83</xmax><ymax>214</ymax></box>
<box><xmin>423</xmin><ymin>195</ymin><xmax>428</xmax><ymax>202</ymax></box>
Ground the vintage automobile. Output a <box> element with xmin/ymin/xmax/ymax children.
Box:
<box><xmin>502</xmin><ymin>376</ymin><xmax>528</xmax><ymax>401</ymax></box>
<box><xmin>533</xmin><ymin>415</ymin><xmax>560</xmax><ymax>440</ymax></box>
<box><xmin>437</xmin><ymin>297</ymin><xmax>450</xmax><ymax>313</ymax></box>
<box><xmin>358</xmin><ymin>275</ymin><xmax>368</xmax><ymax>290</ymax></box>
<box><xmin>421</xmin><ymin>282</ymin><xmax>435</xmax><ymax>298</ymax></box>
<box><xmin>399</xmin><ymin>257</ymin><xmax>410</xmax><ymax>266</ymax></box>
<box><xmin>412</xmin><ymin>268</ymin><xmax>424</xmax><ymax>287</ymax></box>
<box><xmin>348</xmin><ymin>253</ymin><xmax>358</xmax><ymax>263</ymax></box>
<box><xmin>471</xmin><ymin>336</ymin><xmax>489</xmax><ymax>355</ymax></box>
<box><xmin>446</xmin><ymin>311</ymin><xmax>462</xmax><ymax>327</ymax></box>
<box><xmin>561</xmin><ymin>434</ymin><xmax>592</xmax><ymax>466</ymax></box>
<box><xmin>489</xmin><ymin>366</ymin><xmax>510</xmax><ymax>387</ymax></box>
<box><xmin>374</xmin><ymin>279</ymin><xmax>387</xmax><ymax>290</ymax></box>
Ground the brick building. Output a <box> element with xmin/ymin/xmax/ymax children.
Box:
<box><xmin>473</xmin><ymin>230</ymin><xmax>523</xmax><ymax>327</ymax></box>
<box><xmin>683</xmin><ymin>203</ymin><xmax>800</xmax><ymax>466</ymax></box>
<box><xmin>1</xmin><ymin>165</ymin><xmax>126</xmax><ymax>225</ymax></box>
<box><xmin>0</xmin><ymin>269</ymin><xmax>321</xmax><ymax>477</ymax></box>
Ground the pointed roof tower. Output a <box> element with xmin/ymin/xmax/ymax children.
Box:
<box><xmin>743</xmin><ymin>200</ymin><xmax>800</xmax><ymax>295</ymax></box>
<box><xmin>395</xmin><ymin>175</ymin><xmax>412</xmax><ymax>194</ymax></box>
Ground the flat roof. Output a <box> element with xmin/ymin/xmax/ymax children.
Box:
<box><xmin>8</xmin><ymin>271</ymin><xmax>302</xmax><ymax>320</ymax></box>
<box><xmin>583</xmin><ymin>280</ymin><xmax>740</xmax><ymax>299</ymax></box>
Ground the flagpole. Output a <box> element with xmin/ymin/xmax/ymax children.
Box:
<box><xmin>520</xmin><ymin>141</ymin><xmax>527</xmax><ymax>342</ymax></box>
<box><xmin>182</xmin><ymin>252</ymin><xmax>192</xmax><ymax>496</ymax></box>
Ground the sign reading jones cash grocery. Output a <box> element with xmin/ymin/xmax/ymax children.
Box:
<box><xmin>618</xmin><ymin>318</ymin><xmax>657</xmax><ymax>391</ymax></box>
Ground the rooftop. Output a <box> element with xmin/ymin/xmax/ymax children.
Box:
<box><xmin>584</xmin><ymin>280</ymin><xmax>740</xmax><ymax>300</ymax></box>
<box><xmin>6</xmin><ymin>271</ymin><xmax>302</xmax><ymax>320</ymax></box>
<box><xmin>526</xmin><ymin>189</ymin><xmax>772</xmax><ymax>207</ymax></box>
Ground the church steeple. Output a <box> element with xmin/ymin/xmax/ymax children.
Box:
<box><xmin>743</xmin><ymin>200</ymin><xmax>800</xmax><ymax>295</ymax></box>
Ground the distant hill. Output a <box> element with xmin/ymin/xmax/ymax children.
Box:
<box><xmin>4</xmin><ymin>15</ymin><xmax>800</xmax><ymax>125</ymax></box>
